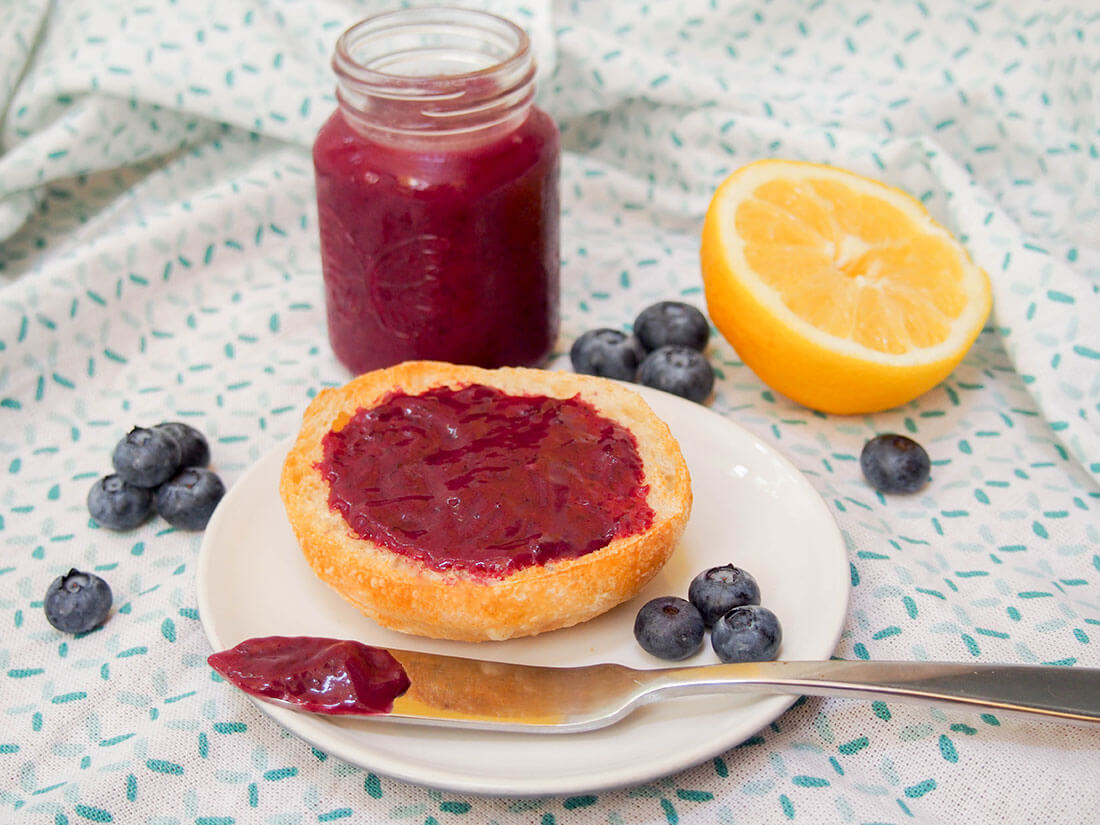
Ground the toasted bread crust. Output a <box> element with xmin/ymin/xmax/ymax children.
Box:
<box><xmin>279</xmin><ymin>361</ymin><xmax>692</xmax><ymax>642</ymax></box>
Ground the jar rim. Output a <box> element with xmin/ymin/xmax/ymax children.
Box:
<box><xmin>333</xmin><ymin>6</ymin><xmax>532</xmax><ymax>91</ymax></box>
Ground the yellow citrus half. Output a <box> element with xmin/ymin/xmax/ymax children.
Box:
<box><xmin>701</xmin><ymin>159</ymin><xmax>992</xmax><ymax>414</ymax></box>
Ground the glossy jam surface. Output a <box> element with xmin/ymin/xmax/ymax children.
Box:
<box><xmin>313</xmin><ymin>109</ymin><xmax>560</xmax><ymax>374</ymax></box>
<box><xmin>318</xmin><ymin>384</ymin><xmax>655</xmax><ymax>576</ymax></box>
<box><xmin>207</xmin><ymin>636</ymin><xmax>410</xmax><ymax>715</ymax></box>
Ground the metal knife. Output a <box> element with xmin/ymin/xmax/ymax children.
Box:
<box><xmin>262</xmin><ymin>648</ymin><xmax>1100</xmax><ymax>733</ymax></box>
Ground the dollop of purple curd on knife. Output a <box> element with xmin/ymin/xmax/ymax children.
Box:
<box><xmin>207</xmin><ymin>636</ymin><xmax>410</xmax><ymax>715</ymax></box>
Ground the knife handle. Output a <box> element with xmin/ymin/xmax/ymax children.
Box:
<box><xmin>651</xmin><ymin>660</ymin><xmax>1100</xmax><ymax>726</ymax></box>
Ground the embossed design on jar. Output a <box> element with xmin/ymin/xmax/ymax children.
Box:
<box><xmin>367</xmin><ymin>234</ymin><xmax>453</xmax><ymax>340</ymax></box>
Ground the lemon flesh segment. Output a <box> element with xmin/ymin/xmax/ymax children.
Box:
<box><xmin>700</xmin><ymin>160</ymin><xmax>992</xmax><ymax>414</ymax></box>
<box><xmin>736</xmin><ymin>179</ymin><xmax>974</xmax><ymax>356</ymax></box>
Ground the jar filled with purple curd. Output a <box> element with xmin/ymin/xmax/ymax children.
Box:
<box><xmin>313</xmin><ymin>8</ymin><xmax>561</xmax><ymax>374</ymax></box>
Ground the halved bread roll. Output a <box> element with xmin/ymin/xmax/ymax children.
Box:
<box><xmin>279</xmin><ymin>361</ymin><xmax>691</xmax><ymax>642</ymax></box>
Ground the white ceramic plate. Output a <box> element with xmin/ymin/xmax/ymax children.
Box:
<box><xmin>196</xmin><ymin>385</ymin><xmax>849</xmax><ymax>797</ymax></box>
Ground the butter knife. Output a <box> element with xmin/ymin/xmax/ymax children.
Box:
<box><xmin>258</xmin><ymin>648</ymin><xmax>1100</xmax><ymax>733</ymax></box>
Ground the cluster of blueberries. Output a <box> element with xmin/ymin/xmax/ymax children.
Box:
<box><xmin>87</xmin><ymin>422</ymin><xmax>225</xmax><ymax>532</ymax></box>
<box><xmin>634</xmin><ymin>564</ymin><xmax>782</xmax><ymax>663</ymax></box>
<box><xmin>46</xmin><ymin>423</ymin><xmax>227</xmax><ymax>635</ymax></box>
<box><xmin>570</xmin><ymin>301</ymin><xmax>715</xmax><ymax>403</ymax></box>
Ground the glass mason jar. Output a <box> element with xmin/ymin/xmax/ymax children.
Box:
<box><xmin>313</xmin><ymin>7</ymin><xmax>561</xmax><ymax>374</ymax></box>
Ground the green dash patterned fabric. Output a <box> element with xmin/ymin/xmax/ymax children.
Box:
<box><xmin>2</xmin><ymin>1</ymin><xmax>1098</xmax><ymax>823</ymax></box>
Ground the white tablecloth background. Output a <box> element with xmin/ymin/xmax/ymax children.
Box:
<box><xmin>2</xmin><ymin>2</ymin><xmax>1098</xmax><ymax>823</ymax></box>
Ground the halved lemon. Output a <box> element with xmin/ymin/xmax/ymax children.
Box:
<box><xmin>701</xmin><ymin>159</ymin><xmax>992</xmax><ymax>414</ymax></box>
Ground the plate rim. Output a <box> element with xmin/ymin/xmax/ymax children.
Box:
<box><xmin>196</xmin><ymin>384</ymin><xmax>850</xmax><ymax>796</ymax></box>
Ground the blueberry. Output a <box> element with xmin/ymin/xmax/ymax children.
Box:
<box><xmin>155</xmin><ymin>467</ymin><xmax>226</xmax><ymax>530</ymax></box>
<box><xmin>634</xmin><ymin>301</ymin><xmax>710</xmax><ymax>352</ymax></box>
<box><xmin>860</xmin><ymin>434</ymin><xmax>930</xmax><ymax>494</ymax></box>
<box><xmin>570</xmin><ymin>328</ymin><xmax>646</xmax><ymax>381</ymax></box>
<box><xmin>112</xmin><ymin>426</ymin><xmax>182</xmax><ymax>488</ymax></box>
<box><xmin>154</xmin><ymin>421</ymin><xmax>210</xmax><ymax>468</ymax></box>
<box><xmin>635</xmin><ymin>345</ymin><xmax>715</xmax><ymax>403</ymax></box>
<box><xmin>633</xmin><ymin>596</ymin><xmax>705</xmax><ymax>660</ymax></box>
<box><xmin>87</xmin><ymin>474</ymin><xmax>154</xmax><ymax>530</ymax></box>
<box><xmin>688</xmin><ymin>564</ymin><xmax>761</xmax><ymax>627</ymax></box>
<box><xmin>711</xmin><ymin>605</ymin><xmax>782</xmax><ymax>663</ymax></box>
<box><xmin>44</xmin><ymin>569</ymin><xmax>113</xmax><ymax>634</ymax></box>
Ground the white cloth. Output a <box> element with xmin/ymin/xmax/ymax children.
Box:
<box><xmin>1</xmin><ymin>2</ymin><xmax>1098</xmax><ymax>823</ymax></box>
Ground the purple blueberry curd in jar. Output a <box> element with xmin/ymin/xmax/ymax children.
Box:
<box><xmin>313</xmin><ymin>8</ymin><xmax>560</xmax><ymax>374</ymax></box>
<box><xmin>317</xmin><ymin>384</ymin><xmax>655</xmax><ymax>577</ymax></box>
